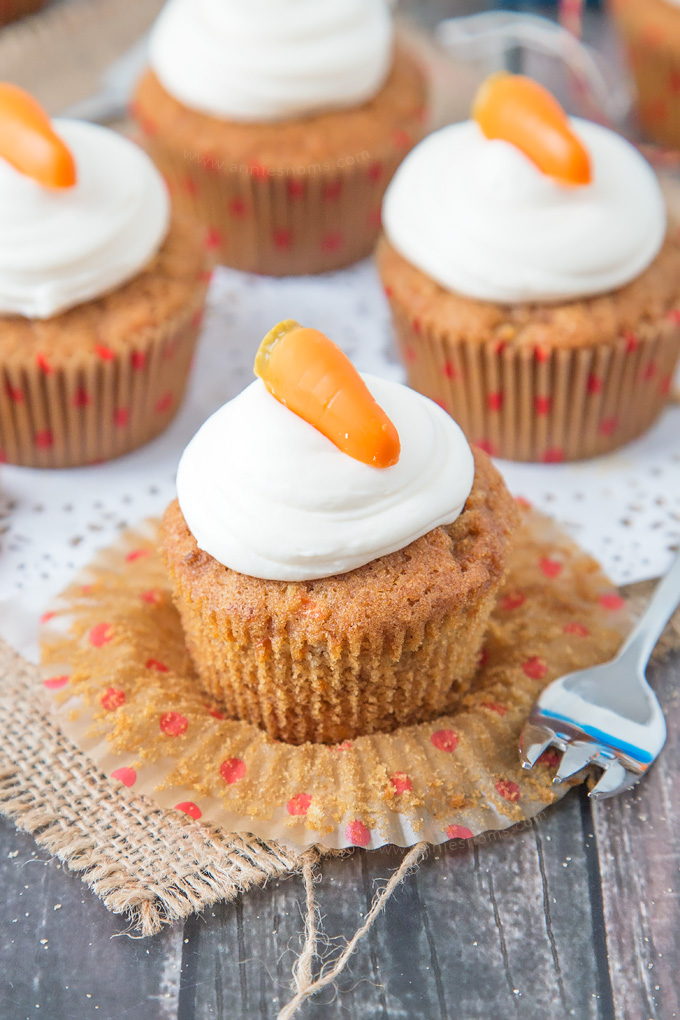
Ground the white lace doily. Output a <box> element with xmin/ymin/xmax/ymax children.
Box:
<box><xmin>1</xmin><ymin>259</ymin><xmax>679</xmax><ymax>662</ymax></box>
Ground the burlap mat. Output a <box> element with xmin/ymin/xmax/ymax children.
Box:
<box><xmin>0</xmin><ymin>638</ymin><xmax>327</xmax><ymax>936</ymax></box>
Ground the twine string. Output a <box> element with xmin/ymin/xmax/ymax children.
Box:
<box><xmin>278</xmin><ymin>842</ymin><xmax>429</xmax><ymax>1020</ymax></box>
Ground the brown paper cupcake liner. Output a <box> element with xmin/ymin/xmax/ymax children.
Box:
<box><xmin>388</xmin><ymin>298</ymin><xmax>680</xmax><ymax>462</ymax></box>
<box><xmin>0</xmin><ymin>285</ymin><xmax>209</xmax><ymax>470</ymax></box>
<box><xmin>610</xmin><ymin>0</ymin><xmax>680</xmax><ymax>150</ymax></box>
<box><xmin>40</xmin><ymin>506</ymin><xmax>631</xmax><ymax>849</ymax></box>
<box><xmin>138</xmin><ymin>127</ymin><xmax>426</xmax><ymax>277</ymax></box>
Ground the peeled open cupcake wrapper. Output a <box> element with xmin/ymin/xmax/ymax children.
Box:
<box><xmin>40</xmin><ymin>508</ymin><xmax>631</xmax><ymax>851</ymax></box>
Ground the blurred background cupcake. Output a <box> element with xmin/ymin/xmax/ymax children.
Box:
<box><xmin>378</xmin><ymin>72</ymin><xmax>680</xmax><ymax>463</ymax></box>
<box><xmin>0</xmin><ymin>0</ymin><xmax>47</xmax><ymax>27</ymax></box>
<box><xmin>0</xmin><ymin>86</ymin><xmax>209</xmax><ymax>469</ymax></box>
<box><xmin>132</xmin><ymin>0</ymin><xmax>429</xmax><ymax>276</ymax></box>
<box><xmin>610</xmin><ymin>0</ymin><xmax>680</xmax><ymax>150</ymax></box>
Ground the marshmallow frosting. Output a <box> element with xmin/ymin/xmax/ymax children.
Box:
<box><xmin>382</xmin><ymin>118</ymin><xmax>666</xmax><ymax>304</ymax></box>
<box><xmin>0</xmin><ymin>119</ymin><xmax>169</xmax><ymax>319</ymax></box>
<box><xmin>148</xmin><ymin>0</ymin><xmax>394</xmax><ymax>122</ymax></box>
<box><xmin>176</xmin><ymin>374</ymin><xmax>475</xmax><ymax>581</ymax></box>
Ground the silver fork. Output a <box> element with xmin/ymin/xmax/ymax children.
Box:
<box><xmin>520</xmin><ymin>552</ymin><xmax>680</xmax><ymax>799</ymax></box>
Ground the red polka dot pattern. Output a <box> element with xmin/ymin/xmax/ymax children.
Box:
<box><xmin>101</xmin><ymin>687</ymin><xmax>125</xmax><ymax>711</ymax></box>
<box><xmin>564</xmin><ymin>622</ymin><xmax>589</xmax><ymax>637</ymax></box>
<box><xmin>599</xmin><ymin>592</ymin><xmax>625</xmax><ymax>611</ymax></box>
<box><xmin>501</xmin><ymin>592</ymin><xmax>525</xmax><ymax>611</ymax></box>
<box><xmin>446</xmin><ymin>824</ymin><xmax>473</xmax><ymax>840</ymax></box>
<box><xmin>495</xmin><ymin>779</ymin><xmax>520</xmax><ymax>802</ymax></box>
<box><xmin>43</xmin><ymin>675</ymin><xmax>69</xmax><ymax>690</ymax></box>
<box><xmin>146</xmin><ymin>659</ymin><xmax>168</xmax><ymax>672</ymax></box>
<box><xmin>205</xmin><ymin>227</ymin><xmax>222</xmax><ymax>250</ymax></box>
<box><xmin>431</xmin><ymin>729</ymin><xmax>458</xmax><ymax>753</ymax></box>
<box><xmin>35</xmin><ymin>430</ymin><xmax>54</xmax><ymax>450</ymax></box>
<box><xmin>481</xmin><ymin>702</ymin><xmax>507</xmax><ymax>716</ymax></box>
<box><xmin>220</xmin><ymin>758</ymin><xmax>246</xmax><ymax>784</ymax></box>
<box><xmin>229</xmin><ymin>197</ymin><xmax>247</xmax><ymax>217</ymax></box>
<box><xmin>390</xmin><ymin>772</ymin><xmax>413</xmax><ymax>795</ymax></box>
<box><xmin>140</xmin><ymin>589</ymin><xmax>162</xmax><ymax>604</ymax></box>
<box><xmin>89</xmin><ymin>623</ymin><xmax>113</xmax><ymax>648</ymax></box>
<box><xmin>345</xmin><ymin>820</ymin><xmax>371</xmax><ymax>847</ymax></box>
<box><xmin>540</xmin><ymin>557</ymin><xmax>563</xmax><ymax>578</ymax></box>
<box><xmin>160</xmin><ymin>712</ymin><xmax>188</xmax><ymax>737</ymax></box>
<box><xmin>273</xmin><ymin>228</ymin><xmax>292</xmax><ymax>249</ymax></box>
<box><xmin>126</xmin><ymin>549</ymin><xmax>149</xmax><ymax>563</ymax></box>
<box><xmin>522</xmin><ymin>657</ymin><xmax>547</xmax><ymax>681</ymax></box>
<box><xmin>321</xmin><ymin>231</ymin><xmax>343</xmax><ymax>253</ymax></box>
<box><xmin>287</xmin><ymin>793</ymin><xmax>312</xmax><ymax>816</ymax></box>
<box><xmin>175</xmin><ymin>801</ymin><xmax>202</xmax><ymax>820</ymax></box>
<box><xmin>111</xmin><ymin>767</ymin><xmax>136</xmax><ymax>787</ymax></box>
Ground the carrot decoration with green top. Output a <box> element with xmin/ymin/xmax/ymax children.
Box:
<box><xmin>472</xmin><ymin>72</ymin><xmax>592</xmax><ymax>187</ymax></box>
<box><xmin>0</xmin><ymin>83</ymin><xmax>76</xmax><ymax>189</ymax></box>
<box><xmin>254</xmin><ymin>320</ymin><xmax>401</xmax><ymax>468</ymax></box>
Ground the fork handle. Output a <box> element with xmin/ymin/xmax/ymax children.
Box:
<box><xmin>618</xmin><ymin>550</ymin><xmax>680</xmax><ymax>670</ymax></box>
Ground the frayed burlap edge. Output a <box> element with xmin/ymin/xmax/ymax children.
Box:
<box><xmin>0</xmin><ymin>637</ymin><xmax>334</xmax><ymax>937</ymax></box>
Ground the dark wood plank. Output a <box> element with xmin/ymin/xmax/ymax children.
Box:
<box><xmin>183</xmin><ymin>785</ymin><xmax>609</xmax><ymax>1020</ymax></box>
<box><xmin>593</xmin><ymin>652</ymin><xmax>680</xmax><ymax>1020</ymax></box>
<box><xmin>0</xmin><ymin>818</ymin><xmax>184</xmax><ymax>1020</ymax></box>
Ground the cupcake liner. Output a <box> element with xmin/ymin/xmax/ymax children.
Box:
<box><xmin>165</xmin><ymin>547</ymin><xmax>498</xmax><ymax>746</ymax></box>
<box><xmin>388</xmin><ymin>298</ymin><xmax>680</xmax><ymax>463</ymax></box>
<box><xmin>140</xmin><ymin>128</ymin><xmax>425</xmax><ymax>277</ymax></box>
<box><xmin>40</xmin><ymin>507</ymin><xmax>631</xmax><ymax>850</ymax></box>
<box><xmin>0</xmin><ymin>293</ymin><xmax>207</xmax><ymax>470</ymax></box>
<box><xmin>610</xmin><ymin>0</ymin><xmax>680</xmax><ymax>150</ymax></box>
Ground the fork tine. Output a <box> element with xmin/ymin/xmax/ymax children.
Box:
<box><xmin>589</xmin><ymin>759</ymin><xmax>637</xmax><ymax>800</ymax></box>
<box><xmin>553</xmin><ymin>741</ymin><xmax>596</xmax><ymax>784</ymax></box>
<box><xmin>519</xmin><ymin>722</ymin><xmax>554</xmax><ymax>770</ymax></box>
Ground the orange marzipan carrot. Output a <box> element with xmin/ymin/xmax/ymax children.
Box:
<box><xmin>0</xmin><ymin>82</ymin><xmax>76</xmax><ymax>189</ymax></box>
<box><xmin>254</xmin><ymin>320</ymin><xmax>401</xmax><ymax>469</ymax></box>
<box><xmin>472</xmin><ymin>72</ymin><xmax>592</xmax><ymax>187</ymax></box>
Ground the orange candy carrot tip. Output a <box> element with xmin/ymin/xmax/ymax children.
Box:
<box><xmin>254</xmin><ymin>320</ymin><xmax>401</xmax><ymax>469</ymax></box>
<box><xmin>472</xmin><ymin>72</ymin><xmax>592</xmax><ymax>187</ymax></box>
<box><xmin>0</xmin><ymin>82</ymin><xmax>76</xmax><ymax>189</ymax></box>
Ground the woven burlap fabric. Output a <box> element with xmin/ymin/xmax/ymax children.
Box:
<box><xmin>0</xmin><ymin>638</ymin><xmax>327</xmax><ymax>935</ymax></box>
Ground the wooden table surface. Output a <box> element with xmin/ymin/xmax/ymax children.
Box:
<box><xmin>2</xmin><ymin>3</ymin><xmax>679</xmax><ymax>1019</ymax></box>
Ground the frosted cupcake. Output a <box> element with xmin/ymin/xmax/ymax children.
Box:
<box><xmin>0</xmin><ymin>85</ymin><xmax>209</xmax><ymax>468</ymax></box>
<box><xmin>132</xmin><ymin>0</ymin><xmax>428</xmax><ymax>276</ymax></box>
<box><xmin>610</xmin><ymin>0</ymin><xmax>680</xmax><ymax>149</ymax></box>
<box><xmin>377</xmin><ymin>73</ymin><xmax>680</xmax><ymax>462</ymax></box>
<box><xmin>162</xmin><ymin>320</ymin><xmax>518</xmax><ymax>745</ymax></box>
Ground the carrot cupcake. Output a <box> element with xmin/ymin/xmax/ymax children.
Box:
<box><xmin>378</xmin><ymin>73</ymin><xmax>680</xmax><ymax>462</ymax></box>
<box><xmin>162</xmin><ymin>320</ymin><xmax>518</xmax><ymax>745</ymax></box>
<box><xmin>132</xmin><ymin>0</ymin><xmax>428</xmax><ymax>276</ymax></box>
<box><xmin>0</xmin><ymin>85</ymin><xmax>209</xmax><ymax>468</ymax></box>
<box><xmin>610</xmin><ymin>0</ymin><xmax>680</xmax><ymax>149</ymax></box>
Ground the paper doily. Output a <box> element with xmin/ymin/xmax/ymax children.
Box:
<box><xmin>40</xmin><ymin>507</ymin><xmax>630</xmax><ymax>850</ymax></box>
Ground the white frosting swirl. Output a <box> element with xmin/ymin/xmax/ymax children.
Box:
<box><xmin>148</xmin><ymin>0</ymin><xmax>393</xmax><ymax>122</ymax></box>
<box><xmin>382</xmin><ymin>118</ymin><xmax>666</xmax><ymax>304</ymax></box>
<box><xmin>0</xmin><ymin>119</ymin><xmax>169</xmax><ymax>319</ymax></box>
<box><xmin>176</xmin><ymin>375</ymin><xmax>474</xmax><ymax>581</ymax></box>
